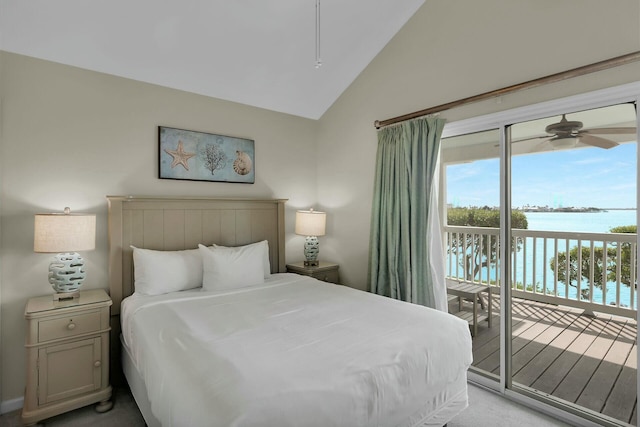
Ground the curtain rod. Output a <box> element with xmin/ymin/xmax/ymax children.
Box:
<box><xmin>374</xmin><ymin>50</ymin><xmax>640</xmax><ymax>129</ymax></box>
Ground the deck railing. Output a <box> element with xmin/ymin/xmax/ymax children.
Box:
<box><xmin>445</xmin><ymin>225</ymin><xmax>638</xmax><ymax>318</ymax></box>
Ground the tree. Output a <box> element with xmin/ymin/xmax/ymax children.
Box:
<box><xmin>202</xmin><ymin>143</ymin><xmax>227</xmax><ymax>175</ymax></box>
<box><xmin>550</xmin><ymin>225</ymin><xmax>637</xmax><ymax>300</ymax></box>
<box><xmin>447</xmin><ymin>207</ymin><xmax>528</xmax><ymax>281</ymax></box>
<box><xmin>611</xmin><ymin>225</ymin><xmax>636</xmax><ymax>288</ymax></box>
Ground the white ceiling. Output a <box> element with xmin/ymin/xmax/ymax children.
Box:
<box><xmin>0</xmin><ymin>0</ymin><xmax>425</xmax><ymax>119</ymax></box>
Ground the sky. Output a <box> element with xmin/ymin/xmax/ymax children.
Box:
<box><xmin>446</xmin><ymin>142</ymin><xmax>637</xmax><ymax>209</ymax></box>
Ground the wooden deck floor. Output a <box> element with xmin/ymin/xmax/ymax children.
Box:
<box><xmin>450</xmin><ymin>296</ymin><xmax>638</xmax><ymax>425</ymax></box>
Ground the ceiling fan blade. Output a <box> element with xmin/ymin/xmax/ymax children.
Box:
<box><xmin>509</xmin><ymin>138</ymin><xmax>551</xmax><ymax>155</ymax></box>
<box><xmin>579</xmin><ymin>134</ymin><xmax>619</xmax><ymax>149</ymax></box>
<box><xmin>530</xmin><ymin>140</ymin><xmax>552</xmax><ymax>153</ymax></box>
<box><xmin>582</xmin><ymin>127</ymin><xmax>636</xmax><ymax>135</ymax></box>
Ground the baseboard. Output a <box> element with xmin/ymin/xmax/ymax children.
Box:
<box><xmin>0</xmin><ymin>396</ymin><xmax>24</xmax><ymax>415</ymax></box>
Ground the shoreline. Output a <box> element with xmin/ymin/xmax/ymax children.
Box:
<box><xmin>521</xmin><ymin>208</ymin><xmax>635</xmax><ymax>213</ymax></box>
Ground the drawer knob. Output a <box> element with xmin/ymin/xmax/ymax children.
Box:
<box><xmin>94</xmin><ymin>360</ymin><xmax>101</xmax><ymax>368</ymax></box>
<box><xmin>67</xmin><ymin>323</ymin><xmax>76</xmax><ymax>330</ymax></box>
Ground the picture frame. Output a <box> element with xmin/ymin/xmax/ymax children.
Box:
<box><xmin>158</xmin><ymin>126</ymin><xmax>255</xmax><ymax>184</ymax></box>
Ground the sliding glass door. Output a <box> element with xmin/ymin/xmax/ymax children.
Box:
<box><xmin>441</xmin><ymin>94</ymin><xmax>639</xmax><ymax>426</ymax></box>
<box><xmin>508</xmin><ymin>103</ymin><xmax>637</xmax><ymax>426</ymax></box>
<box><xmin>442</xmin><ymin>129</ymin><xmax>502</xmax><ymax>382</ymax></box>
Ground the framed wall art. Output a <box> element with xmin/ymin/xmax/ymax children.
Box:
<box><xmin>158</xmin><ymin>126</ymin><xmax>255</xmax><ymax>184</ymax></box>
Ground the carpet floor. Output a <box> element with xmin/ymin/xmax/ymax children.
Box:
<box><xmin>0</xmin><ymin>383</ymin><xmax>572</xmax><ymax>427</ymax></box>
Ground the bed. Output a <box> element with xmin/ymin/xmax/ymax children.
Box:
<box><xmin>107</xmin><ymin>196</ymin><xmax>472</xmax><ymax>427</ymax></box>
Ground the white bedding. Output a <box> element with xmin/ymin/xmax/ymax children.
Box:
<box><xmin>121</xmin><ymin>273</ymin><xmax>472</xmax><ymax>427</ymax></box>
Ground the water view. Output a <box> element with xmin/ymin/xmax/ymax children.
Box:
<box><xmin>521</xmin><ymin>209</ymin><xmax>637</xmax><ymax>309</ymax></box>
<box><xmin>525</xmin><ymin>209</ymin><xmax>636</xmax><ymax>234</ymax></box>
<box><xmin>446</xmin><ymin>208</ymin><xmax>638</xmax><ymax>309</ymax></box>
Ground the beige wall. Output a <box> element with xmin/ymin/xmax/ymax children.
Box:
<box><xmin>316</xmin><ymin>0</ymin><xmax>640</xmax><ymax>291</ymax></box>
<box><xmin>0</xmin><ymin>52</ymin><xmax>319</xmax><ymax>402</ymax></box>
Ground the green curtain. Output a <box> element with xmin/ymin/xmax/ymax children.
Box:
<box><xmin>369</xmin><ymin>116</ymin><xmax>445</xmax><ymax>309</ymax></box>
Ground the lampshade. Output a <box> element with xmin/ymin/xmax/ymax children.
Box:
<box><xmin>34</xmin><ymin>210</ymin><xmax>96</xmax><ymax>253</ymax></box>
<box><xmin>295</xmin><ymin>209</ymin><xmax>326</xmax><ymax>237</ymax></box>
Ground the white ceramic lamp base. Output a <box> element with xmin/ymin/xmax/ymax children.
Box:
<box><xmin>49</xmin><ymin>252</ymin><xmax>86</xmax><ymax>299</ymax></box>
<box><xmin>303</xmin><ymin>236</ymin><xmax>320</xmax><ymax>267</ymax></box>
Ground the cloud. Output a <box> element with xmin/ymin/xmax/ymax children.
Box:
<box><xmin>572</xmin><ymin>157</ymin><xmax>606</xmax><ymax>166</ymax></box>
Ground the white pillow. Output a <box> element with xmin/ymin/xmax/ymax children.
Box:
<box><xmin>210</xmin><ymin>240</ymin><xmax>271</xmax><ymax>278</ymax></box>
<box><xmin>199</xmin><ymin>244</ymin><xmax>265</xmax><ymax>291</ymax></box>
<box><xmin>131</xmin><ymin>246</ymin><xmax>203</xmax><ymax>296</ymax></box>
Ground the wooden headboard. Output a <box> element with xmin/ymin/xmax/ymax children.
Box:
<box><xmin>107</xmin><ymin>196</ymin><xmax>287</xmax><ymax>314</ymax></box>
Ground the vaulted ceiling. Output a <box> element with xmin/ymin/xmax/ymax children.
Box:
<box><xmin>0</xmin><ymin>0</ymin><xmax>425</xmax><ymax>119</ymax></box>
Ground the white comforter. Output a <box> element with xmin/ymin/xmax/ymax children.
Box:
<box><xmin>121</xmin><ymin>273</ymin><xmax>472</xmax><ymax>427</ymax></box>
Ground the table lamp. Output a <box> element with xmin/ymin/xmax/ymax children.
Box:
<box><xmin>34</xmin><ymin>207</ymin><xmax>96</xmax><ymax>300</ymax></box>
<box><xmin>295</xmin><ymin>208</ymin><xmax>326</xmax><ymax>267</ymax></box>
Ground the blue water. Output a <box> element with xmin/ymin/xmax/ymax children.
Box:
<box><xmin>449</xmin><ymin>209</ymin><xmax>638</xmax><ymax>309</ymax></box>
<box><xmin>522</xmin><ymin>210</ymin><xmax>637</xmax><ymax>309</ymax></box>
<box><xmin>525</xmin><ymin>210</ymin><xmax>637</xmax><ymax>234</ymax></box>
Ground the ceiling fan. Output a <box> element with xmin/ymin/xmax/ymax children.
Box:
<box><xmin>514</xmin><ymin>114</ymin><xmax>636</xmax><ymax>151</ymax></box>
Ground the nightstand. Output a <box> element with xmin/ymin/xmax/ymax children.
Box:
<box><xmin>286</xmin><ymin>261</ymin><xmax>340</xmax><ymax>284</ymax></box>
<box><xmin>22</xmin><ymin>289</ymin><xmax>113</xmax><ymax>426</ymax></box>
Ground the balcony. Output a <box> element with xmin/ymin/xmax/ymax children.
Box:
<box><xmin>445</xmin><ymin>225</ymin><xmax>637</xmax><ymax>425</ymax></box>
<box><xmin>446</xmin><ymin>225</ymin><xmax>637</xmax><ymax>317</ymax></box>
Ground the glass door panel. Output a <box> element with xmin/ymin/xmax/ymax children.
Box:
<box><xmin>442</xmin><ymin>129</ymin><xmax>501</xmax><ymax>382</ymax></box>
<box><xmin>508</xmin><ymin>102</ymin><xmax>637</xmax><ymax>425</ymax></box>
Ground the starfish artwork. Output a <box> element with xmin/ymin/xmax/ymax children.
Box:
<box><xmin>164</xmin><ymin>140</ymin><xmax>196</xmax><ymax>170</ymax></box>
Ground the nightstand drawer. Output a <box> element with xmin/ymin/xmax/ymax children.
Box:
<box><xmin>38</xmin><ymin>311</ymin><xmax>101</xmax><ymax>342</ymax></box>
